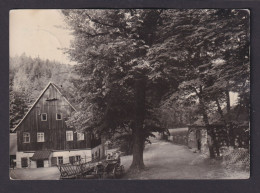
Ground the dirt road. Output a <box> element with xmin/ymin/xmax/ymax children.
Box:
<box><xmin>122</xmin><ymin>135</ymin><xmax>249</xmax><ymax>179</ymax></box>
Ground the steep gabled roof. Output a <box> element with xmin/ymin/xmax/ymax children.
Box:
<box><xmin>12</xmin><ymin>82</ymin><xmax>77</xmax><ymax>132</ymax></box>
<box><xmin>51</xmin><ymin>82</ymin><xmax>77</xmax><ymax>111</ymax></box>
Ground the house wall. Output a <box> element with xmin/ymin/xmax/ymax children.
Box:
<box><xmin>16</xmin><ymin>149</ymin><xmax>94</xmax><ymax>168</ymax></box>
<box><xmin>30</xmin><ymin>160</ymin><xmax>37</xmax><ymax>168</ymax></box>
<box><xmin>10</xmin><ymin>133</ymin><xmax>17</xmax><ymax>156</ymax></box>
<box><xmin>16</xmin><ymin>152</ymin><xmax>35</xmax><ymax>168</ymax></box>
<box><xmin>44</xmin><ymin>160</ymin><xmax>50</xmax><ymax>168</ymax></box>
<box><xmin>16</xmin><ymin>84</ymin><xmax>92</xmax><ymax>152</ymax></box>
<box><xmin>91</xmin><ymin>144</ymin><xmax>105</xmax><ymax>160</ymax></box>
<box><xmin>16</xmin><ymin>152</ymin><xmax>48</xmax><ymax>168</ymax></box>
<box><xmin>52</xmin><ymin>149</ymin><xmax>92</xmax><ymax>164</ymax></box>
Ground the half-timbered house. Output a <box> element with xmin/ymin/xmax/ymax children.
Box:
<box><xmin>13</xmin><ymin>82</ymin><xmax>104</xmax><ymax>168</ymax></box>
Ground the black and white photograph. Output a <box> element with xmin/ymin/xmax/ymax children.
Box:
<box><xmin>9</xmin><ymin>9</ymin><xmax>250</xmax><ymax>180</ymax></box>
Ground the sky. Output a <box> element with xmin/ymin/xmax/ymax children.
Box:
<box><xmin>10</xmin><ymin>10</ymin><xmax>74</xmax><ymax>64</ymax></box>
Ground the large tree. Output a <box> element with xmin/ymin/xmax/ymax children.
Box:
<box><xmin>62</xmin><ymin>9</ymin><xmax>178</xmax><ymax>171</ymax></box>
<box><xmin>62</xmin><ymin>9</ymin><xmax>250</xmax><ymax>168</ymax></box>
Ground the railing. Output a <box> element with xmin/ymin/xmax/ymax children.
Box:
<box><xmin>57</xmin><ymin>160</ymin><xmax>96</xmax><ymax>179</ymax></box>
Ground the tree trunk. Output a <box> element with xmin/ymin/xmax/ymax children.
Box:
<box><xmin>130</xmin><ymin>129</ymin><xmax>145</xmax><ymax>171</ymax></box>
<box><xmin>215</xmin><ymin>97</ymin><xmax>230</xmax><ymax>146</ymax></box>
<box><xmin>225</xmin><ymin>89</ymin><xmax>231</xmax><ymax>115</ymax></box>
<box><xmin>130</xmin><ymin>76</ymin><xmax>146</xmax><ymax>172</ymax></box>
<box><xmin>215</xmin><ymin>97</ymin><xmax>226</xmax><ymax>124</ymax></box>
<box><xmin>202</xmin><ymin>108</ymin><xmax>215</xmax><ymax>159</ymax></box>
<box><xmin>196</xmin><ymin>86</ymin><xmax>215</xmax><ymax>158</ymax></box>
<box><xmin>225</xmin><ymin>89</ymin><xmax>232</xmax><ymax>145</ymax></box>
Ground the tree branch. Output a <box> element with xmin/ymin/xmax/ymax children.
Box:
<box><xmin>84</xmin><ymin>31</ymin><xmax>110</xmax><ymax>38</ymax></box>
<box><xmin>192</xmin><ymin>86</ymin><xmax>200</xmax><ymax>98</ymax></box>
<box><xmin>85</xmin><ymin>12</ymin><xmax>121</xmax><ymax>29</ymax></box>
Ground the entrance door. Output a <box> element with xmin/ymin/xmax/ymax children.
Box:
<box><xmin>37</xmin><ymin>160</ymin><xmax>44</xmax><ymax>168</ymax></box>
<box><xmin>69</xmin><ymin>156</ymin><xmax>75</xmax><ymax>164</ymax></box>
<box><xmin>21</xmin><ymin>157</ymin><xmax>28</xmax><ymax>168</ymax></box>
<box><xmin>51</xmin><ymin>157</ymin><xmax>57</xmax><ymax>166</ymax></box>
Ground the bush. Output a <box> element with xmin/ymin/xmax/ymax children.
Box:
<box><xmin>222</xmin><ymin>147</ymin><xmax>250</xmax><ymax>171</ymax></box>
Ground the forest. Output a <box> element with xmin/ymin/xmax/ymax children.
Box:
<box><xmin>9</xmin><ymin>54</ymin><xmax>77</xmax><ymax>130</ymax></box>
<box><xmin>10</xmin><ymin>9</ymin><xmax>250</xmax><ymax>172</ymax></box>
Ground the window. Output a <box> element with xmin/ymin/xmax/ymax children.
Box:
<box><xmin>66</xmin><ymin>131</ymin><xmax>73</xmax><ymax>141</ymax></box>
<box><xmin>58</xmin><ymin>157</ymin><xmax>63</xmax><ymax>165</ymax></box>
<box><xmin>37</xmin><ymin>132</ymin><xmax>44</xmax><ymax>142</ymax></box>
<box><xmin>23</xmin><ymin>132</ymin><xmax>30</xmax><ymax>143</ymax></box>
<box><xmin>56</xmin><ymin>113</ymin><xmax>62</xmax><ymax>120</ymax></box>
<box><xmin>77</xmin><ymin>133</ymin><xmax>84</xmax><ymax>141</ymax></box>
<box><xmin>75</xmin><ymin>155</ymin><xmax>81</xmax><ymax>162</ymax></box>
<box><xmin>41</xmin><ymin>113</ymin><xmax>47</xmax><ymax>121</ymax></box>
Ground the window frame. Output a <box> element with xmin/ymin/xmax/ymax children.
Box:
<box><xmin>56</xmin><ymin>113</ymin><xmax>62</xmax><ymax>120</ymax></box>
<box><xmin>37</xmin><ymin>132</ymin><xmax>45</xmax><ymax>142</ymax></box>
<box><xmin>41</xmin><ymin>113</ymin><xmax>47</xmax><ymax>121</ymax></box>
<box><xmin>66</xmin><ymin>131</ymin><xmax>73</xmax><ymax>141</ymax></box>
<box><xmin>58</xmin><ymin>156</ymin><xmax>63</xmax><ymax>165</ymax></box>
<box><xmin>77</xmin><ymin>132</ymin><xmax>84</xmax><ymax>141</ymax></box>
<box><xmin>23</xmin><ymin>132</ymin><xmax>30</xmax><ymax>143</ymax></box>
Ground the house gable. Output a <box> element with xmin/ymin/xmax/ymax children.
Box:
<box><xmin>13</xmin><ymin>82</ymin><xmax>76</xmax><ymax>132</ymax></box>
<box><xmin>14</xmin><ymin>82</ymin><xmax>93</xmax><ymax>152</ymax></box>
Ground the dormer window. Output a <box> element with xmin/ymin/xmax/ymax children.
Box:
<box><xmin>56</xmin><ymin>113</ymin><xmax>62</xmax><ymax>120</ymax></box>
<box><xmin>41</xmin><ymin>113</ymin><xmax>47</xmax><ymax>121</ymax></box>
